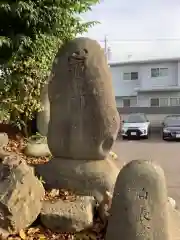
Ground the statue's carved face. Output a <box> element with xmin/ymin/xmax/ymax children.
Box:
<box><xmin>68</xmin><ymin>49</ymin><xmax>88</xmax><ymax>77</ymax></box>
<box><xmin>68</xmin><ymin>49</ymin><xmax>88</xmax><ymax>63</ymax></box>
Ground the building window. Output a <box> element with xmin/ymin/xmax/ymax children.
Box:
<box><xmin>123</xmin><ymin>99</ymin><xmax>130</xmax><ymax>107</ymax></box>
<box><xmin>123</xmin><ymin>72</ymin><xmax>138</xmax><ymax>80</ymax></box>
<box><xmin>150</xmin><ymin>98</ymin><xmax>159</xmax><ymax>107</ymax></box>
<box><xmin>151</xmin><ymin>68</ymin><xmax>168</xmax><ymax>78</ymax></box>
<box><xmin>159</xmin><ymin>98</ymin><xmax>169</xmax><ymax>107</ymax></box>
<box><xmin>123</xmin><ymin>97</ymin><xmax>137</xmax><ymax>107</ymax></box>
<box><xmin>170</xmin><ymin>98</ymin><xmax>180</xmax><ymax>106</ymax></box>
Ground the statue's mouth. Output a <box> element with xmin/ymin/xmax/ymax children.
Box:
<box><xmin>69</xmin><ymin>56</ymin><xmax>85</xmax><ymax>61</ymax></box>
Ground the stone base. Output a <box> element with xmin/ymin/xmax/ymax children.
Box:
<box><xmin>35</xmin><ymin>157</ymin><xmax>120</xmax><ymax>202</ymax></box>
<box><xmin>40</xmin><ymin>196</ymin><xmax>95</xmax><ymax>233</ymax></box>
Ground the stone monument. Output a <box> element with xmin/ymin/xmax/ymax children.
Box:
<box><xmin>35</xmin><ymin>37</ymin><xmax>120</xmax><ymax>202</ymax></box>
<box><xmin>106</xmin><ymin>160</ymin><xmax>179</xmax><ymax>240</ymax></box>
<box><xmin>48</xmin><ymin>37</ymin><xmax>120</xmax><ymax>159</ymax></box>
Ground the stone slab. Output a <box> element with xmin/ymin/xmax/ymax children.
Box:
<box><xmin>40</xmin><ymin>196</ymin><xmax>95</xmax><ymax>233</ymax></box>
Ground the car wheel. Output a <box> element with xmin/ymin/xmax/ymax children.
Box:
<box><xmin>122</xmin><ymin>136</ymin><xmax>127</xmax><ymax>140</ymax></box>
<box><xmin>162</xmin><ymin>135</ymin><xmax>167</xmax><ymax>141</ymax></box>
<box><xmin>144</xmin><ymin>134</ymin><xmax>149</xmax><ymax>139</ymax></box>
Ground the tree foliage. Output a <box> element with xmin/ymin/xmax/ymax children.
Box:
<box><xmin>0</xmin><ymin>0</ymin><xmax>99</xmax><ymax>135</ymax></box>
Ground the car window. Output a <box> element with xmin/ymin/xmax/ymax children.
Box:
<box><xmin>164</xmin><ymin>116</ymin><xmax>180</xmax><ymax>126</ymax></box>
<box><xmin>125</xmin><ymin>114</ymin><xmax>147</xmax><ymax>123</ymax></box>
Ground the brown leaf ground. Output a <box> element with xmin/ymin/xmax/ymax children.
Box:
<box><xmin>0</xmin><ymin>124</ymin><xmax>106</xmax><ymax>240</ymax></box>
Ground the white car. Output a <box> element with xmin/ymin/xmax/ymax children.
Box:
<box><xmin>121</xmin><ymin>113</ymin><xmax>150</xmax><ymax>139</ymax></box>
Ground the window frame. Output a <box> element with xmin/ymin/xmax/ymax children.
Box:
<box><xmin>170</xmin><ymin>97</ymin><xmax>180</xmax><ymax>106</ymax></box>
<box><xmin>122</xmin><ymin>98</ymin><xmax>131</xmax><ymax>107</ymax></box>
<box><xmin>122</xmin><ymin>97</ymin><xmax>137</xmax><ymax>107</ymax></box>
<box><xmin>123</xmin><ymin>71</ymin><xmax>138</xmax><ymax>80</ymax></box>
<box><xmin>150</xmin><ymin>98</ymin><xmax>160</xmax><ymax>107</ymax></box>
<box><xmin>151</xmin><ymin>67</ymin><xmax>168</xmax><ymax>78</ymax></box>
<box><xmin>159</xmin><ymin>97</ymin><xmax>169</xmax><ymax>107</ymax></box>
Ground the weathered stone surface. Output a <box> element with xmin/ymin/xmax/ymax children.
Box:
<box><xmin>168</xmin><ymin>204</ymin><xmax>180</xmax><ymax>239</ymax></box>
<box><xmin>37</xmin><ymin>83</ymin><xmax>50</xmax><ymax>136</ymax></box>
<box><xmin>0</xmin><ymin>227</ymin><xmax>10</xmax><ymax>239</ymax></box>
<box><xmin>0</xmin><ymin>148</ymin><xmax>9</xmax><ymax>161</ymax></box>
<box><xmin>105</xmin><ymin>160</ymin><xmax>170</xmax><ymax>240</ymax></box>
<box><xmin>0</xmin><ymin>133</ymin><xmax>8</xmax><ymax>147</ymax></box>
<box><xmin>0</xmin><ymin>154</ymin><xmax>45</xmax><ymax>233</ymax></box>
<box><xmin>168</xmin><ymin>197</ymin><xmax>176</xmax><ymax>209</ymax></box>
<box><xmin>98</xmin><ymin>191</ymin><xmax>112</xmax><ymax>224</ymax></box>
<box><xmin>48</xmin><ymin>37</ymin><xmax>120</xmax><ymax>159</ymax></box>
<box><xmin>35</xmin><ymin>157</ymin><xmax>119</xmax><ymax>202</ymax></box>
<box><xmin>24</xmin><ymin>140</ymin><xmax>51</xmax><ymax>157</ymax></box>
<box><xmin>40</xmin><ymin>196</ymin><xmax>95</xmax><ymax>232</ymax></box>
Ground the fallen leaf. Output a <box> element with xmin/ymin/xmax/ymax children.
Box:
<box><xmin>19</xmin><ymin>229</ymin><xmax>26</xmax><ymax>239</ymax></box>
<box><xmin>37</xmin><ymin>234</ymin><xmax>47</xmax><ymax>240</ymax></box>
<box><xmin>27</xmin><ymin>227</ymin><xmax>40</xmax><ymax>235</ymax></box>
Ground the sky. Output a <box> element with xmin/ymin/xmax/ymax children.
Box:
<box><xmin>81</xmin><ymin>0</ymin><xmax>180</xmax><ymax>62</ymax></box>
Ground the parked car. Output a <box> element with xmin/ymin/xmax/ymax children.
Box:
<box><xmin>121</xmin><ymin>113</ymin><xmax>150</xmax><ymax>139</ymax></box>
<box><xmin>162</xmin><ymin>115</ymin><xmax>180</xmax><ymax>140</ymax></box>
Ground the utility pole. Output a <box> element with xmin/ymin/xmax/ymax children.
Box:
<box><xmin>104</xmin><ymin>35</ymin><xmax>108</xmax><ymax>60</ymax></box>
<box><xmin>102</xmin><ymin>35</ymin><xmax>111</xmax><ymax>62</ymax></box>
<box><xmin>104</xmin><ymin>35</ymin><xmax>111</xmax><ymax>61</ymax></box>
<box><xmin>104</xmin><ymin>35</ymin><xmax>108</xmax><ymax>56</ymax></box>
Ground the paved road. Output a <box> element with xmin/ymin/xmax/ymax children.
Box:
<box><xmin>113</xmin><ymin>135</ymin><xmax>180</xmax><ymax>208</ymax></box>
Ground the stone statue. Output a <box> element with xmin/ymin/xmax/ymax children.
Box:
<box><xmin>47</xmin><ymin>37</ymin><xmax>120</xmax><ymax>159</ymax></box>
<box><xmin>35</xmin><ymin>37</ymin><xmax>120</xmax><ymax>203</ymax></box>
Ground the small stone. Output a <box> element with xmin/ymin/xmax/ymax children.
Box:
<box><xmin>0</xmin><ymin>227</ymin><xmax>10</xmax><ymax>239</ymax></box>
<box><xmin>0</xmin><ymin>154</ymin><xmax>45</xmax><ymax>233</ymax></box>
<box><xmin>40</xmin><ymin>196</ymin><xmax>95</xmax><ymax>233</ymax></box>
<box><xmin>0</xmin><ymin>149</ymin><xmax>9</xmax><ymax>161</ymax></box>
<box><xmin>24</xmin><ymin>141</ymin><xmax>51</xmax><ymax>157</ymax></box>
<box><xmin>0</xmin><ymin>133</ymin><xmax>8</xmax><ymax>147</ymax></box>
<box><xmin>49</xmin><ymin>189</ymin><xmax>60</xmax><ymax>198</ymax></box>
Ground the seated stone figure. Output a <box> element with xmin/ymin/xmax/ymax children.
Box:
<box><xmin>35</xmin><ymin>37</ymin><xmax>120</xmax><ymax>203</ymax></box>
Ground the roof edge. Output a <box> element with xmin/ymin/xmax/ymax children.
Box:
<box><xmin>109</xmin><ymin>57</ymin><xmax>180</xmax><ymax>67</ymax></box>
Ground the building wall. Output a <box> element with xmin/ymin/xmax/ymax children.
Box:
<box><xmin>116</xmin><ymin>91</ymin><xmax>180</xmax><ymax>108</ymax></box>
<box><xmin>177</xmin><ymin>62</ymin><xmax>180</xmax><ymax>85</ymax></box>
<box><xmin>110</xmin><ymin>61</ymin><xmax>179</xmax><ymax>98</ymax></box>
<box><xmin>110</xmin><ymin>65</ymin><xmax>140</xmax><ymax>96</ymax></box>
<box><xmin>140</xmin><ymin>62</ymin><xmax>178</xmax><ymax>89</ymax></box>
<box><xmin>137</xmin><ymin>91</ymin><xmax>180</xmax><ymax>107</ymax></box>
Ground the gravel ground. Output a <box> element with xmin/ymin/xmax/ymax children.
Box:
<box><xmin>113</xmin><ymin>133</ymin><xmax>180</xmax><ymax>208</ymax></box>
